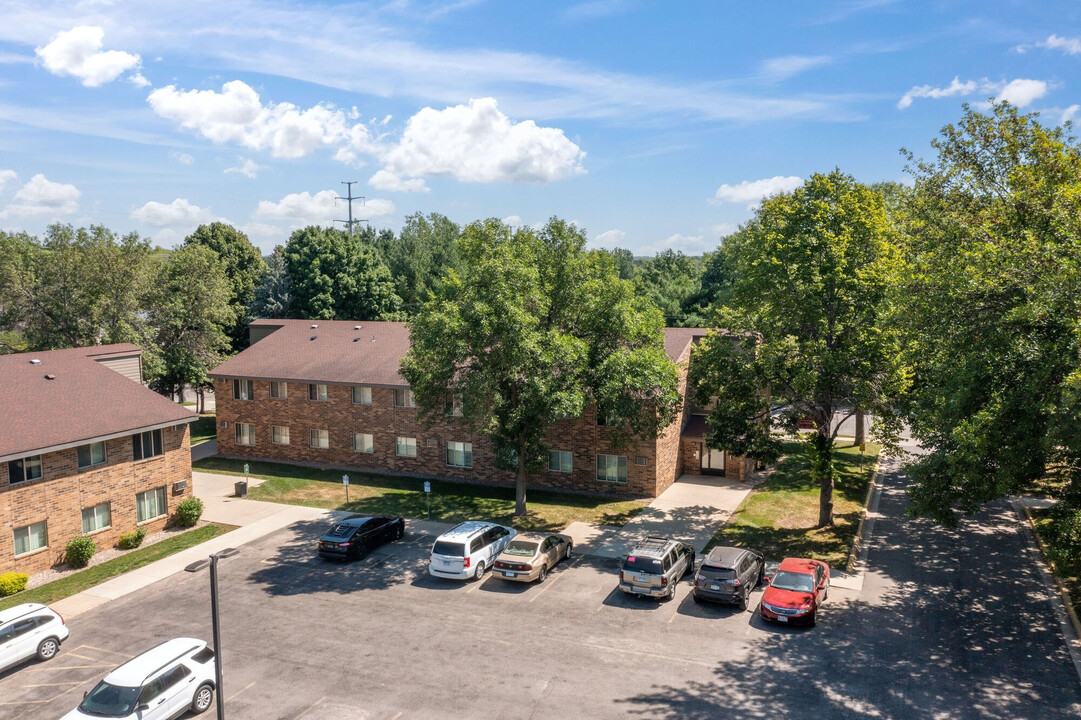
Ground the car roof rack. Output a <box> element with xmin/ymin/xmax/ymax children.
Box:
<box><xmin>633</xmin><ymin>536</ymin><xmax>673</xmax><ymax>555</ymax></box>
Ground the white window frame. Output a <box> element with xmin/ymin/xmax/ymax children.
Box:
<box><xmin>8</xmin><ymin>455</ymin><xmax>43</xmax><ymax>484</ymax></box>
<box><xmin>353</xmin><ymin>433</ymin><xmax>374</xmax><ymax>453</ymax></box>
<box><xmin>132</xmin><ymin>429</ymin><xmax>163</xmax><ymax>461</ymax></box>
<box><xmin>352</xmin><ymin>386</ymin><xmax>372</xmax><ymax>405</ymax></box>
<box><xmin>272</xmin><ymin>425</ymin><xmax>290</xmax><ymax>445</ymax></box>
<box><xmin>548</xmin><ymin>450</ymin><xmax>573</xmax><ymax>473</ymax></box>
<box><xmin>136</xmin><ymin>486</ymin><xmax>168</xmax><ymax>523</ymax></box>
<box><xmin>269</xmin><ymin>381</ymin><xmax>288</xmax><ymax>399</ymax></box>
<box><xmin>596</xmin><ymin>454</ymin><xmax>628</xmax><ymax>484</ymax></box>
<box><xmin>234</xmin><ymin>423</ymin><xmax>255</xmax><ymax>446</ymax></box>
<box><xmin>446</xmin><ymin>441</ymin><xmax>472</xmax><ymax>468</ymax></box>
<box><xmin>393</xmin><ymin>388</ymin><xmax>415</xmax><ymax>408</ymax></box>
<box><xmin>310</xmin><ymin>429</ymin><xmax>330</xmax><ymax>449</ymax></box>
<box><xmin>395</xmin><ymin>436</ymin><xmax>417</xmax><ymax>457</ymax></box>
<box><xmin>233</xmin><ymin>378</ymin><xmax>253</xmax><ymax>401</ymax></box>
<box><xmin>77</xmin><ymin>441</ymin><xmax>107</xmax><ymax>469</ymax></box>
<box><xmin>81</xmin><ymin>502</ymin><xmax>112</xmax><ymax>534</ymax></box>
<box><xmin>13</xmin><ymin>520</ymin><xmax>48</xmax><ymax>556</ymax></box>
<box><xmin>308</xmin><ymin>383</ymin><xmax>328</xmax><ymax>402</ymax></box>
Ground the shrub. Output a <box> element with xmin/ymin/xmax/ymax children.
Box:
<box><xmin>117</xmin><ymin>526</ymin><xmax>148</xmax><ymax>550</ymax></box>
<box><xmin>174</xmin><ymin>497</ymin><xmax>204</xmax><ymax>527</ymax></box>
<box><xmin>0</xmin><ymin>572</ymin><xmax>29</xmax><ymax>597</ymax></box>
<box><xmin>65</xmin><ymin>536</ymin><xmax>97</xmax><ymax>568</ymax></box>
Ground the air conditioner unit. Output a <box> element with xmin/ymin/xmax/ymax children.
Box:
<box><xmin>172</xmin><ymin>480</ymin><xmax>188</xmax><ymax>494</ymax></box>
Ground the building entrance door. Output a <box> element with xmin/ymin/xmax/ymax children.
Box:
<box><xmin>702</xmin><ymin>446</ymin><xmax>725</xmax><ymax>475</ymax></box>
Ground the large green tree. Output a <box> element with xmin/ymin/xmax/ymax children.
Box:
<box><xmin>283</xmin><ymin>226</ymin><xmax>401</xmax><ymax>320</ymax></box>
<box><xmin>375</xmin><ymin>212</ymin><xmax>462</xmax><ymax>313</ymax></box>
<box><xmin>401</xmin><ymin>217</ymin><xmax>682</xmax><ymax>517</ymax></box>
<box><xmin>184</xmin><ymin>222</ymin><xmax>265</xmax><ymax>349</ymax></box>
<box><xmin>895</xmin><ymin>103</ymin><xmax>1081</xmax><ymax>526</ymax></box>
<box><xmin>688</xmin><ymin>170</ymin><xmax>906</xmax><ymax>526</ymax></box>
<box><xmin>250</xmin><ymin>246</ymin><xmax>292</xmax><ymax>320</ymax></box>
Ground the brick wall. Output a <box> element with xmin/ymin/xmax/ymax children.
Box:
<box><xmin>0</xmin><ymin>425</ymin><xmax>193</xmax><ymax>575</ymax></box>
<box><xmin>653</xmin><ymin>342</ymin><xmax>693</xmax><ymax>497</ymax></box>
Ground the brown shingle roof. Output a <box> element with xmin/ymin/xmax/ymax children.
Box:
<box><xmin>0</xmin><ymin>345</ymin><xmax>197</xmax><ymax>460</ymax></box>
<box><xmin>212</xmin><ymin>320</ymin><xmax>713</xmax><ymax>386</ymax></box>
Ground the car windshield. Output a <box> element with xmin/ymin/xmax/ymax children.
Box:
<box><xmin>79</xmin><ymin>681</ymin><xmax>140</xmax><ymax>717</ymax></box>
<box><xmin>622</xmin><ymin>555</ymin><xmax>663</xmax><ymax>573</ymax></box>
<box><xmin>432</xmin><ymin>541</ymin><xmax>465</xmax><ymax>557</ymax></box>
<box><xmin>697</xmin><ymin>565</ymin><xmax>736</xmax><ymax>580</ymax></box>
<box><xmin>771</xmin><ymin>570</ymin><xmax>815</xmax><ymax>593</ymax></box>
<box><xmin>503</xmin><ymin>541</ymin><xmax>538</xmax><ymax>556</ymax></box>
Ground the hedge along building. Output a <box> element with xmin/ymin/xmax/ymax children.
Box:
<box><xmin>210</xmin><ymin>320</ymin><xmax>747</xmax><ymax>499</ymax></box>
<box><xmin>0</xmin><ymin>345</ymin><xmax>197</xmax><ymax>575</ymax></box>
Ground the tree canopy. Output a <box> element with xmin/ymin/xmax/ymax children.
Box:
<box><xmin>401</xmin><ymin>217</ymin><xmax>682</xmax><ymax>516</ymax></box>
<box><xmin>374</xmin><ymin>212</ymin><xmax>462</xmax><ymax>311</ymax></box>
<box><xmin>250</xmin><ymin>246</ymin><xmax>292</xmax><ymax>320</ymax></box>
<box><xmin>184</xmin><ymin>222</ymin><xmax>265</xmax><ymax>349</ymax></box>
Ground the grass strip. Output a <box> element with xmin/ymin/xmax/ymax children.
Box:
<box><xmin>190</xmin><ymin>414</ymin><xmax>217</xmax><ymax>446</ymax></box>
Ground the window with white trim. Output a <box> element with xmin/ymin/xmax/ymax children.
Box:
<box><xmin>393</xmin><ymin>388</ymin><xmax>415</xmax><ymax>408</ymax></box>
<box><xmin>596</xmin><ymin>454</ymin><xmax>628</xmax><ymax>483</ymax></box>
<box><xmin>81</xmin><ymin>502</ymin><xmax>111</xmax><ymax>533</ymax></box>
<box><xmin>446</xmin><ymin>441</ymin><xmax>472</xmax><ymax>468</ymax></box>
<box><xmin>310</xmin><ymin>429</ymin><xmax>329</xmax><ymax>449</ymax></box>
<box><xmin>8</xmin><ymin>455</ymin><xmax>43</xmax><ymax>484</ymax></box>
<box><xmin>308</xmin><ymin>384</ymin><xmax>328</xmax><ymax>402</ymax></box>
<box><xmin>234</xmin><ymin>423</ymin><xmax>255</xmax><ymax>446</ymax></box>
<box><xmin>272</xmin><ymin>425</ymin><xmax>290</xmax><ymax>445</ymax></box>
<box><xmin>13</xmin><ymin>520</ymin><xmax>47</xmax><ymax>555</ymax></box>
<box><xmin>233</xmin><ymin>379</ymin><xmax>253</xmax><ymax>400</ymax></box>
<box><xmin>132</xmin><ymin>429</ymin><xmax>163</xmax><ymax>460</ymax></box>
<box><xmin>353</xmin><ymin>433</ymin><xmax>374</xmax><ymax>453</ymax></box>
<box><xmin>77</xmin><ymin>441</ymin><xmax>107</xmax><ymax>469</ymax></box>
<box><xmin>549</xmin><ymin>450</ymin><xmax>573</xmax><ymax>473</ymax></box>
<box><xmin>136</xmin><ymin>487</ymin><xmax>167</xmax><ymax>522</ymax></box>
<box><xmin>352</xmin><ymin>386</ymin><xmax>372</xmax><ymax>405</ymax></box>
<box><xmin>269</xmin><ymin>381</ymin><xmax>288</xmax><ymax>399</ymax></box>
<box><xmin>395</xmin><ymin>436</ymin><xmax>417</xmax><ymax>457</ymax></box>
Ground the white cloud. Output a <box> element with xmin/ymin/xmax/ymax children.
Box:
<box><xmin>370</xmin><ymin>98</ymin><xmax>585</xmax><ymax>192</ymax></box>
<box><xmin>35</xmin><ymin>26</ymin><xmax>141</xmax><ymax>87</ymax></box>
<box><xmin>898</xmin><ymin>76</ymin><xmax>1048</xmax><ymax>110</ymax></box>
<box><xmin>639</xmin><ymin>233</ymin><xmax>711</xmax><ymax>256</ymax></box>
<box><xmin>1063</xmin><ymin>105</ymin><xmax>1080</xmax><ymax>124</ymax></box>
<box><xmin>0</xmin><ymin>174</ymin><xmax>80</xmax><ymax>218</ymax></box>
<box><xmin>712</xmin><ymin>176</ymin><xmax>803</xmax><ymax>207</ymax></box>
<box><xmin>254</xmin><ymin>189</ymin><xmax>395</xmax><ymax>228</ymax></box>
<box><xmin>712</xmin><ymin>223</ymin><xmax>737</xmax><ymax>236</ymax></box>
<box><xmin>368</xmin><ymin>169</ymin><xmax>429</xmax><ymax>193</ymax></box>
<box><xmin>562</xmin><ymin>0</ymin><xmax>635</xmax><ymax>21</ymax></box>
<box><xmin>131</xmin><ymin>198</ymin><xmax>211</xmax><ymax>226</ymax></box>
<box><xmin>129</xmin><ymin>72</ymin><xmax>150</xmax><ymax>88</ymax></box>
<box><xmin>0</xmin><ymin>169</ymin><xmax>16</xmax><ymax>193</ymax></box>
<box><xmin>593</xmin><ymin>229</ymin><xmax>626</xmax><ymax>247</ymax></box>
<box><xmin>760</xmin><ymin>55</ymin><xmax>832</xmax><ymax>80</ymax></box>
<box><xmin>170</xmin><ymin>152</ymin><xmax>194</xmax><ymax>166</ymax></box>
<box><xmin>501</xmin><ymin>215</ymin><xmax>523</xmax><ymax>227</ymax></box>
<box><xmin>225</xmin><ymin>158</ymin><xmax>266</xmax><ymax>179</ymax></box>
<box><xmin>1022</xmin><ymin>34</ymin><xmax>1081</xmax><ymax>55</ymax></box>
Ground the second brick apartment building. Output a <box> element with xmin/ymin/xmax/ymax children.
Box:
<box><xmin>210</xmin><ymin>320</ymin><xmax>745</xmax><ymax>499</ymax></box>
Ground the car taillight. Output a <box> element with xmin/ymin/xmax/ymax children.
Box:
<box><xmin>54</xmin><ymin>609</ymin><xmax>64</xmax><ymax>625</ymax></box>
<box><xmin>521</xmin><ymin>564</ymin><xmax>533</xmax><ymax>572</ymax></box>
<box><xmin>463</xmin><ymin>557</ymin><xmax>470</xmax><ymax>568</ymax></box>
<box><xmin>338</xmin><ymin>542</ymin><xmax>351</xmax><ymax>548</ymax></box>
<box><xmin>661</xmin><ymin>576</ymin><xmax>668</xmax><ymax>587</ymax></box>
<box><xmin>731</xmin><ymin>579</ymin><xmax>741</xmax><ymax>586</ymax></box>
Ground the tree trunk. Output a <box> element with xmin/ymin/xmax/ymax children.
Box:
<box><xmin>515</xmin><ymin>433</ymin><xmax>528</xmax><ymax>517</ymax></box>
<box><xmin>854</xmin><ymin>409</ymin><xmax>866</xmax><ymax>445</ymax></box>
<box><xmin>196</xmin><ymin>388</ymin><xmax>204</xmax><ymax>414</ymax></box>
<box><xmin>811</xmin><ymin>424</ymin><xmax>835</xmax><ymax>527</ymax></box>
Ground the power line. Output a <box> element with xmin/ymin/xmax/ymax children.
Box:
<box><xmin>336</xmin><ymin>181</ymin><xmax>367</xmax><ymax>234</ymax></box>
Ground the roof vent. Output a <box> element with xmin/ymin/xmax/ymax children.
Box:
<box><xmin>354</xmin><ymin>325</ymin><xmax>362</xmax><ymax>330</ymax></box>
<box><xmin>29</xmin><ymin>359</ymin><xmax>41</xmax><ymax>365</ymax></box>
<box><xmin>310</xmin><ymin>324</ymin><xmax>319</xmax><ymax>329</ymax></box>
<box><xmin>371</xmin><ymin>336</ymin><xmax>376</xmax><ymax>342</ymax></box>
<box><xmin>44</xmin><ymin>374</ymin><xmax>56</xmax><ymax>380</ymax></box>
<box><xmin>310</xmin><ymin>335</ymin><xmax>318</xmax><ymax>341</ymax></box>
<box><xmin>353</xmin><ymin>337</ymin><xmax>360</xmax><ymax>342</ymax></box>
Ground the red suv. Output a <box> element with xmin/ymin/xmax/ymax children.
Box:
<box><xmin>760</xmin><ymin>557</ymin><xmax>829</xmax><ymax>626</ymax></box>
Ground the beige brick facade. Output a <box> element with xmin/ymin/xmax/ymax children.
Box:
<box><xmin>0</xmin><ymin>426</ymin><xmax>193</xmax><ymax>575</ymax></box>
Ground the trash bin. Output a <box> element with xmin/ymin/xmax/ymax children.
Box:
<box><xmin>234</xmin><ymin>480</ymin><xmax>248</xmax><ymax>498</ymax></box>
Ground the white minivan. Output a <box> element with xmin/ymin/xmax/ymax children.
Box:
<box><xmin>62</xmin><ymin>638</ymin><xmax>216</xmax><ymax>720</ymax></box>
<box><xmin>0</xmin><ymin>603</ymin><xmax>69</xmax><ymax>672</ymax></box>
<box><xmin>428</xmin><ymin>521</ymin><xmax>517</xmax><ymax>581</ymax></box>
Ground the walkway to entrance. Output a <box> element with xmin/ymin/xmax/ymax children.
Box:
<box><xmin>564</xmin><ymin>473</ymin><xmax>753</xmax><ymax>559</ymax></box>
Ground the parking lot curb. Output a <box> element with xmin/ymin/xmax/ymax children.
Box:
<box><xmin>845</xmin><ymin>453</ymin><xmax>882</xmax><ymax>574</ymax></box>
<box><xmin>1020</xmin><ymin>502</ymin><xmax>1081</xmax><ymax>643</ymax></box>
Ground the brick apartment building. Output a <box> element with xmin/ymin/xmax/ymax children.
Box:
<box><xmin>210</xmin><ymin>320</ymin><xmax>745</xmax><ymax>499</ymax></box>
<box><xmin>0</xmin><ymin>345</ymin><xmax>197</xmax><ymax>575</ymax></box>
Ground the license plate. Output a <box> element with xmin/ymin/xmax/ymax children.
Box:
<box><xmin>637</xmin><ymin>576</ymin><xmax>649</xmax><ymax>583</ymax></box>
<box><xmin>776</xmin><ymin>616</ymin><xmax>788</xmax><ymax>623</ymax></box>
<box><xmin>503</xmin><ymin>572</ymin><xmax>516</xmax><ymax>578</ymax></box>
<box><xmin>710</xmin><ymin>584</ymin><xmax>720</xmax><ymax>591</ymax></box>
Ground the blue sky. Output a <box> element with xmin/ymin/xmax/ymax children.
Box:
<box><xmin>0</xmin><ymin>0</ymin><xmax>1078</xmax><ymax>254</ymax></box>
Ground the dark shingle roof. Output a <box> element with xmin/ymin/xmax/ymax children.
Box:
<box><xmin>0</xmin><ymin>345</ymin><xmax>196</xmax><ymax>460</ymax></box>
<box><xmin>211</xmin><ymin>320</ymin><xmax>712</xmax><ymax>387</ymax></box>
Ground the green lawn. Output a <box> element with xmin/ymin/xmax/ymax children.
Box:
<box><xmin>190</xmin><ymin>414</ymin><xmax>217</xmax><ymax>445</ymax></box>
<box><xmin>0</xmin><ymin>524</ymin><xmax>234</xmax><ymax>611</ymax></box>
<box><xmin>1031</xmin><ymin>509</ymin><xmax>1081</xmax><ymax>622</ymax></box>
<box><xmin>705</xmin><ymin>439</ymin><xmax>881</xmax><ymax>570</ymax></box>
<box><xmin>193</xmin><ymin>457</ymin><xmax>645</xmax><ymax>532</ymax></box>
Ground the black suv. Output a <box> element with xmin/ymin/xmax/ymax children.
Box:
<box><xmin>317</xmin><ymin>514</ymin><xmax>405</xmax><ymax>561</ymax></box>
<box><xmin>692</xmin><ymin>546</ymin><xmax>765</xmax><ymax>610</ymax></box>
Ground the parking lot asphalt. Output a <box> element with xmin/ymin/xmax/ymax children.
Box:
<box><xmin>5</xmin><ymin>448</ymin><xmax>1081</xmax><ymax>719</ymax></box>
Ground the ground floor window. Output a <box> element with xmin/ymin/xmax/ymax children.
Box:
<box><xmin>396</xmin><ymin>436</ymin><xmax>417</xmax><ymax>457</ymax></box>
<box><xmin>136</xmin><ymin>486</ymin><xmax>167</xmax><ymax>522</ymax></box>
<box><xmin>310</xmin><ymin>429</ymin><xmax>329</xmax><ymax>449</ymax></box>
<box><xmin>446</xmin><ymin>441</ymin><xmax>472</xmax><ymax>468</ymax></box>
<box><xmin>272</xmin><ymin>425</ymin><xmax>290</xmax><ymax>445</ymax></box>
<box><xmin>13</xmin><ymin>520</ymin><xmax>48</xmax><ymax>555</ymax></box>
<box><xmin>82</xmin><ymin>502</ymin><xmax>112</xmax><ymax>533</ymax></box>
<box><xmin>8</xmin><ymin>455</ymin><xmax>43</xmax><ymax>484</ymax></box>
<box><xmin>78</xmin><ymin>441</ymin><xmax>107</xmax><ymax>469</ymax></box>
<box><xmin>354</xmin><ymin>433</ymin><xmax>374</xmax><ymax>453</ymax></box>
<box><xmin>596</xmin><ymin>454</ymin><xmax>628</xmax><ymax>483</ymax></box>
<box><xmin>235</xmin><ymin>423</ymin><xmax>255</xmax><ymax>446</ymax></box>
<box><xmin>548</xmin><ymin>450</ymin><xmax>573</xmax><ymax>473</ymax></box>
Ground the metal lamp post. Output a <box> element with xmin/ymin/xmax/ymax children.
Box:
<box><xmin>185</xmin><ymin>548</ymin><xmax>239</xmax><ymax>720</ymax></box>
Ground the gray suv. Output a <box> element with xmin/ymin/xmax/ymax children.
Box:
<box><xmin>618</xmin><ymin>536</ymin><xmax>696</xmax><ymax>601</ymax></box>
<box><xmin>693</xmin><ymin>546</ymin><xmax>765</xmax><ymax>610</ymax></box>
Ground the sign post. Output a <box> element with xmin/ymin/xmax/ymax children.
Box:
<box><xmin>859</xmin><ymin>442</ymin><xmax>866</xmax><ymax>472</ymax></box>
<box><xmin>423</xmin><ymin>481</ymin><xmax>431</xmax><ymax>520</ymax></box>
<box><xmin>343</xmin><ymin>474</ymin><xmax>350</xmax><ymax>504</ymax></box>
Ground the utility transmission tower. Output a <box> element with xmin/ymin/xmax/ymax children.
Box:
<box><xmin>336</xmin><ymin>181</ymin><xmax>367</xmax><ymax>234</ymax></box>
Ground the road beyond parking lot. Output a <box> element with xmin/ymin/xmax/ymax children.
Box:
<box><xmin>4</xmin><ymin>447</ymin><xmax>1081</xmax><ymax>719</ymax></box>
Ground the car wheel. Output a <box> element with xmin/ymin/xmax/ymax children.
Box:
<box><xmin>685</xmin><ymin>552</ymin><xmax>696</xmax><ymax>577</ymax></box>
<box><xmin>692</xmin><ymin>592</ymin><xmax>702</xmax><ymax>604</ymax></box>
<box><xmin>397</xmin><ymin>523</ymin><xmax>404</xmax><ymax>540</ymax></box>
<box><xmin>738</xmin><ymin>589</ymin><xmax>748</xmax><ymax>612</ymax></box>
<box><xmin>809</xmin><ymin>610</ymin><xmax>817</xmax><ymax>628</ymax></box>
<box><xmin>191</xmin><ymin>683</ymin><xmax>214</xmax><ymax>714</ymax></box>
<box><xmin>473</xmin><ymin>560</ymin><xmax>486</xmax><ymax>581</ymax></box>
<box><xmin>757</xmin><ymin>566</ymin><xmax>765</xmax><ymax>588</ymax></box>
<box><xmin>538</xmin><ymin>565</ymin><xmax>548</xmax><ymax>583</ymax></box>
<box><xmin>36</xmin><ymin>637</ymin><xmax>59</xmax><ymax>661</ymax></box>
<box><xmin>565</xmin><ymin>542</ymin><xmax>572</xmax><ymax>560</ymax></box>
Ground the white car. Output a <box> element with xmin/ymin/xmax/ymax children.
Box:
<box><xmin>428</xmin><ymin>521</ymin><xmax>517</xmax><ymax>581</ymax></box>
<box><xmin>63</xmin><ymin>638</ymin><xmax>216</xmax><ymax>720</ymax></box>
<box><xmin>0</xmin><ymin>603</ymin><xmax>69</xmax><ymax>672</ymax></box>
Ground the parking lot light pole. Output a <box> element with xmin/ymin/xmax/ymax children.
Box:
<box><xmin>186</xmin><ymin>548</ymin><xmax>239</xmax><ymax>720</ymax></box>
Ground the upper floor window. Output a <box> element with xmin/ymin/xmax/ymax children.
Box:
<box><xmin>308</xmin><ymin>384</ymin><xmax>328</xmax><ymax>402</ymax></box>
<box><xmin>233</xmin><ymin>379</ymin><xmax>253</xmax><ymax>401</ymax></box>
<box><xmin>133</xmin><ymin>429</ymin><xmax>163</xmax><ymax>460</ymax></box>
<box><xmin>596</xmin><ymin>411</ymin><xmax>622</xmax><ymax>428</ymax></box>
<box><xmin>269</xmin><ymin>381</ymin><xmax>288</xmax><ymax>399</ymax></box>
<box><xmin>394</xmin><ymin>388</ymin><xmax>415</xmax><ymax>408</ymax></box>
<box><xmin>445</xmin><ymin>394</ymin><xmax>463</xmax><ymax>417</ymax></box>
<box><xmin>352</xmin><ymin>386</ymin><xmax>372</xmax><ymax>405</ymax></box>
<box><xmin>77</xmin><ymin>441</ymin><xmax>107</xmax><ymax>469</ymax></box>
<box><xmin>8</xmin><ymin>455</ymin><xmax>43</xmax><ymax>485</ymax></box>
